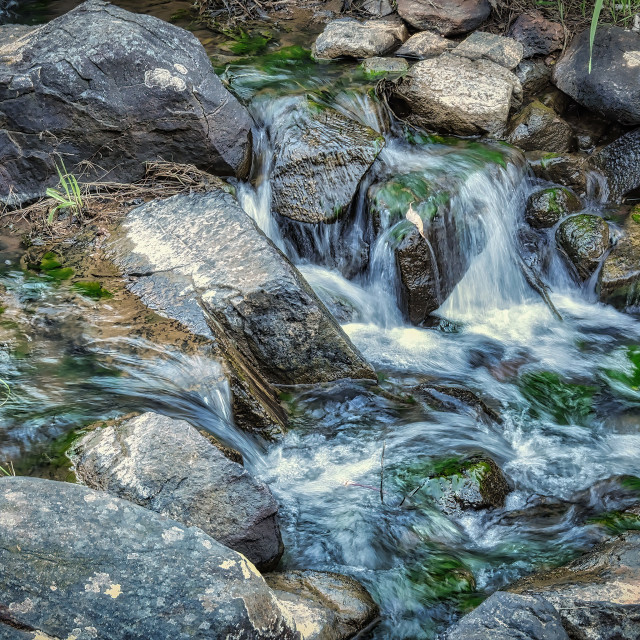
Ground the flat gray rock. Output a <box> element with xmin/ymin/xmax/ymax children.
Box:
<box><xmin>70</xmin><ymin>412</ymin><xmax>284</xmax><ymax>571</ymax></box>
<box><xmin>0</xmin><ymin>0</ymin><xmax>253</xmax><ymax>206</ymax></box>
<box><xmin>395</xmin><ymin>31</ymin><xmax>454</xmax><ymax>59</ymax></box>
<box><xmin>452</xmin><ymin>31</ymin><xmax>524</xmax><ymax>70</ymax></box>
<box><xmin>109</xmin><ymin>190</ymin><xmax>375</xmax><ymax>386</ymax></box>
<box><xmin>0</xmin><ymin>476</ymin><xmax>300</xmax><ymax>640</ymax></box>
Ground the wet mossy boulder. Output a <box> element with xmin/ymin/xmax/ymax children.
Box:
<box><xmin>525</xmin><ymin>187</ymin><xmax>581</xmax><ymax>229</ymax></box>
<box><xmin>598</xmin><ymin>212</ymin><xmax>640</xmax><ymax>311</ymax></box>
<box><xmin>507</xmin><ymin>100</ymin><xmax>574</xmax><ymax>153</ymax></box>
<box><xmin>392</xmin><ymin>455</ymin><xmax>510</xmax><ymax>515</ymax></box>
<box><xmin>526</xmin><ymin>152</ymin><xmax>588</xmax><ymax>193</ymax></box>
<box><xmin>271</xmin><ymin>97</ymin><xmax>384</xmax><ymax>224</ymax></box>
<box><xmin>556</xmin><ymin>214</ymin><xmax>610</xmax><ymax>281</ymax></box>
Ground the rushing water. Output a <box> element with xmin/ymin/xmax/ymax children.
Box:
<box><xmin>2</xmin><ymin>4</ymin><xmax>640</xmax><ymax>639</ymax></box>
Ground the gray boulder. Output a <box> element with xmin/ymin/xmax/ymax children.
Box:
<box><xmin>443</xmin><ymin>591</ymin><xmax>569</xmax><ymax>640</ymax></box>
<box><xmin>271</xmin><ymin>97</ymin><xmax>384</xmax><ymax>224</ymax></box>
<box><xmin>397</xmin><ymin>0</ymin><xmax>491</xmax><ymax>36</ymax></box>
<box><xmin>556</xmin><ymin>214</ymin><xmax>610</xmax><ymax>281</ymax></box>
<box><xmin>452</xmin><ymin>31</ymin><xmax>524</xmax><ymax>70</ymax></box>
<box><xmin>109</xmin><ymin>189</ymin><xmax>375</xmax><ymax>386</ymax></box>
<box><xmin>509</xmin><ymin>10</ymin><xmax>565</xmax><ymax>58</ymax></box>
<box><xmin>312</xmin><ymin>17</ymin><xmax>408</xmax><ymax>59</ymax></box>
<box><xmin>0</xmin><ymin>0</ymin><xmax>252</xmax><ymax>207</ymax></box>
<box><xmin>390</xmin><ymin>53</ymin><xmax>521</xmax><ymax>137</ymax></box>
<box><xmin>598</xmin><ymin>213</ymin><xmax>640</xmax><ymax>310</ymax></box>
<box><xmin>525</xmin><ymin>187</ymin><xmax>581</xmax><ymax>229</ymax></box>
<box><xmin>395</xmin><ymin>31</ymin><xmax>454</xmax><ymax>59</ymax></box>
<box><xmin>69</xmin><ymin>412</ymin><xmax>283</xmax><ymax>571</ymax></box>
<box><xmin>553</xmin><ymin>26</ymin><xmax>640</xmax><ymax>126</ymax></box>
<box><xmin>0</xmin><ymin>476</ymin><xmax>300</xmax><ymax>640</ymax></box>
<box><xmin>510</xmin><ymin>532</ymin><xmax>640</xmax><ymax>639</ymax></box>
<box><xmin>589</xmin><ymin>128</ymin><xmax>640</xmax><ymax>203</ymax></box>
<box><xmin>507</xmin><ymin>100</ymin><xmax>574</xmax><ymax>153</ymax></box>
<box><xmin>362</xmin><ymin>56</ymin><xmax>409</xmax><ymax>75</ymax></box>
<box><xmin>265</xmin><ymin>571</ymin><xmax>379</xmax><ymax>640</ymax></box>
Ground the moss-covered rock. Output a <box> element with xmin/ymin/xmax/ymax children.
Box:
<box><xmin>556</xmin><ymin>214</ymin><xmax>610</xmax><ymax>281</ymax></box>
<box><xmin>526</xmin><ymin>151</ymin><xmax>588</xmax><ymax>193</ymax></box>
<box><xmin>525</xmin><ymin>187</ymin><xmax>581</xmax><ymax>229</ymax></box>
<box><xmin>598</xmin><ymin>211</ymin><xmax>640</xmax><ymax>311</ymax></box>
<box><xmin>508</xmin><ymin>100</ymin><xmax>574</xmax><ymax>153</ymax></box>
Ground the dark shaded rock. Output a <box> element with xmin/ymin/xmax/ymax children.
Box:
<box><xmin>539</xmin><ymin>87</ymin><xmax>571</xmax><ymax>115</ymax></box>
<box><xmin>452</xmin><ymin>31</ymin><xmax>524</xmax><ymax>70</ymax></box>
<box><xmin>390</xmin><ymin>53</ymin><xmax>521</xmax><ymax>137</ymax></box>
<box><xmin>265</xmin><ymin>571</ymin><xmax>379</xmax><ymax>640</ymax></box>
<box><xmin>109</xmin><ymin>190</ymin><xmax>375</xmax><ymax>386</ymax></box>
<box><xmin>413</xmin><ymin>383</ymin><xmax>502</xmax><ymax>423</ymax></box>
<box><xmin>0</xmin><ymin>0</ymin><xmax>252</xmax><ymax>207</ymax></box>
<box><xmin>312</xmin><ymin>17</ymin><xmax>407</xmax><ymax>59</ymax></box>
<box><xmin>395</xmin><ymin>30</ymin><xmax>454</xmax><ymax>59</ymax></box>
<box><xmin>526</xmin><ymin>151</ymin><xmax>588</xmax><ymax>192</ymax></box>
<box><xmin>525</xmin><ymin>186</ymin><xmax>581</xmax><ymax>229</ymax></box>
<box><xmin>515</xmin><ymin>60</ymin><xmax>551</xmax><ymax>96</ymax></box>
<box><xmin>397</xmin><ymin>0</ymin><xmax>491</xmax><ymax>36</ymax></box>
<box><xmin>598</xmin><ymin>213</ymin><xmax>640</xmax><ymax>310</ymax></box>
<box><xmin>0</xmin><ymin>476</ymin><xmax>300</xmax><ymax>640</ymax></box>
<box><xmin>508</xmin><ymin>100</ymin><xmax>574</xmax><ymax>153</ymax></box>
<box><xmin>362</xmin><ymin>56</ymin><xmax>409</xmax><ymax>75</ymax></box>
<box><xmin>69</xmin><ymin>412</ymin><xmax>283</xmax><ymax>571</ymax></box>
<box><xmin>553</xmin><ymin>26</ymin><xmax>640</xmax><ymax>126</ymax></box>
<box><xmin>556</xmin><ymin>214</ymin><xmax>610</xmax><ymax>281</ymax></box>
<box><xmin>589</xmin><ymin>128</ymin><xmax>640</xmax><ymax>203</ymax></box>
<box><xmin>509</xmin><ymin>10</ymin><xmax>564</xmax><ymax>58</ymax></box>
<box><xmin>443</xmin><ymin>591</ymin><xmax>569</xmax><ymax>640</ymax></box>
<box><xmin>271</xmin><ymin>97</ymin><xmax>384</xmax><ymax>224</ymax></box>
<box><xmin>510</xmin><ymin>532</ymin><xmax>640</xmax><ymax>639</ymax></box>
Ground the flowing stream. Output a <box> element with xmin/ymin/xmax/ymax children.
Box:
<box><xmin>2</xmin><ymin>4</ymin><xmax>640</xmax><ymax>638</ymax></box>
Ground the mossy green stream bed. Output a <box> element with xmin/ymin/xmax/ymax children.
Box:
<box><xmin>3</xmin><ymin>3</ymin><xmax>640</xmax><ymax>639</ymax></box>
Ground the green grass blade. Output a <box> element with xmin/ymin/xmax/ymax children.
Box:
<box><xmin>589</xmin><ymin>0</ymin><xmax>605</xmax><ymax>73</ymax></box>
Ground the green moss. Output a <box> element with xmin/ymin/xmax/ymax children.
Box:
<box><xmin>540</xmin><ymin>152</ymin><xmax>560</xmax><ymax>169</ymax></box>
<box><xmin>518</xmin><ymin>371</ymin><xmax>596</xmax><ymax>424</ymax></box>
<box><xmin>45</xmin><ymin>267</ymin><xmax>74</xmax><ymax>281</ymax></box>
<box><xmin>465</xmin><ymin>142</ymin><xmax>507</xmax><ymax>169</ymax></box>
<box><xmin>588</xmin><ymin>510</ymin><xmax>640</xmax><ymax>534</ymax></box>
<box><xmin>29</xmin><ymin>251</ymin><xmax>74</xmax><ymax>281</ymax></box>
<box><xmin>72</xmin><ymin>281</ymin><xmax>113</xmax><ymax>300</ymax></box>
<box><xmin>604</xmin><ymin>345</ymin><xmax>640</xmax><ymax>392</ymax></box>
<box><xmin>620</xmin><ymin>475</ymin><xmax>640</xmax><ymax>492</ymax></box>
<box><xmin>39</xmin><ymin>251</ymin><xmax>62</xmax><ymax>271</ymax></box>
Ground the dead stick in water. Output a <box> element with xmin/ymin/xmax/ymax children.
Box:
<box><xmin>518</xmin><ymin>257</ymin><xmax>563</xmax><ymax>321</ymax></box>
<box><xmin>380</xmin><ymin>441</ymin><xmax>386</xmax><ymax>505</ymax></box>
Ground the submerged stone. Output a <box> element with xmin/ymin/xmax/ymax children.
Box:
<box><xmin>70</xmin><ymin>412</ymin><xmax>284</xmax><ymax>571</ymax></box>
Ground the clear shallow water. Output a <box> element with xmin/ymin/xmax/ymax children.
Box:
<box><xmin>1</xmin><ymin>8</ymin><xmax>640</xmax><ymax>639</ymax></box>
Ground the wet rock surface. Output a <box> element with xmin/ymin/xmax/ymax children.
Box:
<box><xmin>510</xmin><ymin>532</ymin><xmax>640</xmax><ymax>639</ymax></box>
<box><xmin>515</xmin><ymin>60</ymin><xmax>551</xmax><ymax>96</ymax></box>
<box><xmin>525</xmin><ymin>187</ymin><xmax>581</xmax><ymax>229</ymax></box>
<box><xmin>0</xmin><ymin>476</ymin><xmax>300</xmax><ymax>640</ymax></box>
<box><xmin>271</xmin><ymin>97</ymin><xmax>384</xmax><ymax>224</ymax></box>
<box><xmin>312</xmin><ymin>17</ymin><xmax>408</xmax><ymax>59</ymax></box>
<box><xmin>390</xmin><ymin>53</ymin><xmax>521</xmax><ymax>137</ymax></box>
<box><xmin>395</xmin><ymin>31</ymin><xmax>454</xmax><ymax>59</ymax></box>
<box><xmin>397</xmin><ymin>0</ymin><xmax>491</xmax><ymax>36</ymax></box>
<box><xmin>598</xmin><ymin>213</ymin><xmax>640</xmax><ymax>310</ymax></box>
<box><xmin>526</xmin><ymin>151</ymin><xmax>588</xmax><ymax>193</ymax></box>
<box><xmin>556</xmin><ymin>214</ymin><xmax>610</xmax><ymax>281</ymax></box>
<box><xmin>265</xmin><ymin>571</ymin><xmax>379</xmax><ymax>640</ymax></box>
<box><xmin>0</xmin><ymin>0</ymin><xmax>253</xmax><ymax>207</ymax></box>
<box><xmin>589</xmin><ymin>128</ymin><xmax>640</xmax><ymax>203</ymax></box>
<box><xmin>509</xmin><ymin>10</ymin><xmax>564</xmax><ymax>58</ymax></box>
<box><xmin>553</xmin><ymin>26</ymin><xmax>640</xmax><ymax>126</ymax></box>
<box><xmin>443</xmin><ymin>591</ymin><xmax>569</xmax><ymax>639</ymax></box>
<box><xmin>508</xmin><ymin>100</ymin><xmax>574</xmax><ymax>153</ymax></box>
<box><xmin>452</xmin><ymin>31</ymin><xmax>524</xmax><ymax>70</ymax></box>
<box><xmin>70</xmin><ymin>412</ymin><xmax>284</xmax><ymax>571</ymax></box>
<box><xmin>109</xmin><ymin>190</ymin><xmax>375</xmax><ymax>386</ymax></box>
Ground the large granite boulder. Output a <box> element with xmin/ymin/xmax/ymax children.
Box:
<box><xmin>109</xmin><ymin>189</ymin><xmax>375</xmax><ymax>386</ymax></box>
<box><xmin>265</xmin><ymin>571</ymin><xmax>379</xmax><ymax>640</ymax></box>
<box><xmin>598</xmin><ymin>213</ymin><xmax>640</xmax><ymax>310</ymax></box>
<box><xmin>312</xmin><ymin>17</ymin><xmax>408</xmax><ymax>59</ymax></box>
<box><xmin>452</xmin><ymin>31</ymin><xmax>524</xmax><ymax>70</ymax></box>
<box><xmin>270</xmin><ymin>97</ymin><xmax>384</xmax><ymax>224</ymax></box>
<box><xmin>556</xmin><ymin>214</ymin><xmax>610</xmax><ymax>281</ymax></box>
<box><xmin>443</xmin><ymin>591</ymin><xmax>569</xmax><ymax>640</ymax></box>
<box><xmin>397</xmin><ymin>0</ymin><xmax>491</xmax><ymax>36</ymax></box>
<box><xmin>0</xmin><ymin>476</ymin><xmax>300</xmax><ymax>640</ymax></box>
<box><xmin>390</xmin><ymin>53</ymin><xmax>521</xmax><ymax>137</ymax></box>
<box><xmin>507</xmin><ymin>100</ymin><xmax>574</xmax><ymax>153</ymax></box>
<box><xmin>553</xmin><ymin>26</ymin><xmax>640</xmax><ymax>126</ymax></box>
<box><xmin>509</xmin><ymin>10</ymin><xmax>564</xmax><ymax>58</ymax></box>
<box><xmin>0</xmin><ymin>0</ymin><xmax>253</xmax><ymax>207</ymax></box>
<box><xmin>589</xmin><ymin>128</ymin><xmax>640</xmax><ymax>203</ymax></box>
<box><xmin>510</xmin><ymin>532</ymin><xmax>640</xmax><ymax>639</ymax></box>
<box><xmin>69</xmin><ymin>412</ymin><xmax>283</xmax><ymax>571</ymax></box>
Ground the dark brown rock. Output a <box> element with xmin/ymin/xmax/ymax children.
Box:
<box><xmin>509</xmin><ymin>10</ymin><xmax>564</xmax><ymax>58</ymax></box>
